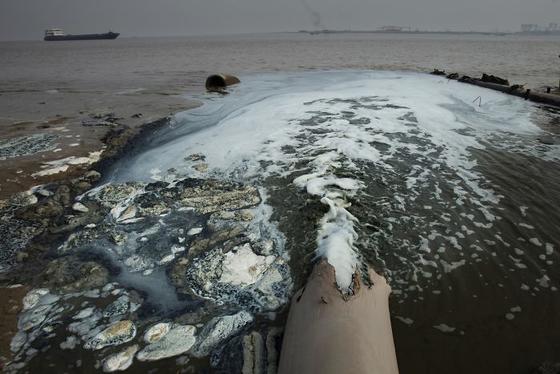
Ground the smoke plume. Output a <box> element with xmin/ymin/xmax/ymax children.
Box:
<box><xmin>301</xmin><ymin>0</ymin><xmax>324</xmax><ymax>30</ymax></box>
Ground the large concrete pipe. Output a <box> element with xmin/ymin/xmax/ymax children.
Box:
<box><xmin>205</xmin><ymin>74</ymin><xmax>240</xmax><ymax>91</ymax></box>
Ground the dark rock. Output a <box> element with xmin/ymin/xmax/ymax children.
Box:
<box><xmin>430</xmin><ymin>69</ymin><xmax>446</xmax><ymax>76</ymax></box>
<box><xmin>532</xmin><ymin>362</ymin><xmax>560</xmax><ymax>374</ymax></box>
<box><xmin>82</xmin><ymin>170</ymin><xmax>102</xmax><ymax>182</ymax></box>
<box><xmin>53</xmin><ymin>185</ymin><xmax>71</xmax><ymax>207</ymax></box>
<box><xmin>446</xmin><ymin>73</ymin><xmax>459</xmax><ymax>80</ymax></box>
<box><xmin>16</xmin><ymin>251</ymin><xmax>29</xmax><ymax>262</ymax></box>
<box><xmin>42</xmin><ymin>258</ymin><xmax>109</xmax><ymax>292</ymax></box>
<box><xmin>459</xmin><ymin>75</ymin><xmax>473</xmax><ymax>83</ymax></box>
<box><xmin>82</xmin><ymin>119</ymin><xmax>116</xmax><ymax>127</ymax></box>
<box><xmin>538</xmin><ymin>135</ymin><xmax>555</xmax><ymax>145</ymax></box>
<box><xmin>176</xmin><ymin>303</ymin><xmax>219</xmax><ymax>325</ymax></box>
<box><xmin>72</xmin><ymin>181</ymin><xmax>92</xmax><ymax>193</ymax></box>
<box><xmin>49</xmin><ymin>213</ymin><xmax>98</xmax><ymax>234</ymax></box>
<box><xmin>480</xmin><ymin>73</ymin><xmax>509</xmax><ymax>86</ymax></box>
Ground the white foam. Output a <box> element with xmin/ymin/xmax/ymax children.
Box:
<box><xmin>316</xmin><ymin>196</ymin><xmax>360</xmax><ymax>290</ymax></box>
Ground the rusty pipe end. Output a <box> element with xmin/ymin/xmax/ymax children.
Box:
<box><xmin>205</xmin><ymin>74</ymin><xmax>240</xmax><ymax>91</ymax></box>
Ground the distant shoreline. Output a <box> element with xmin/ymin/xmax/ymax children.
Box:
<box><xmin>298</xmin><ymin>29</ymin><xmax>560</xmax><ymax>37</ymax></box>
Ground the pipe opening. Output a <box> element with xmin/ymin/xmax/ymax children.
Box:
<box><xmin>205</xmin><ymin>74</ymin><xmax>240</xmax><ymax>91</ymax></box>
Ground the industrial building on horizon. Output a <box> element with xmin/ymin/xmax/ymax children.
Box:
<box><xmin>521</xmin><ymin>23</ymin><xmax>560</xmax><ymax>34</ymax></box>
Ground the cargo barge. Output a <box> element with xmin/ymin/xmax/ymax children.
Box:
<box><xmin>44</xmin><ymin>29</ymin><xmax>119</xmax><ymax>41</ymax></box>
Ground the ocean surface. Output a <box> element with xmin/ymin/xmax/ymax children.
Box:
<box><xmin>1</xmin><ymin>33</ymin><xmax>560</xmax><ymax>373</ymax></box>
<box><xmin>1</xmin><ymin>32</ymin><xmax>560</xmax><ymax>92</ymax></box>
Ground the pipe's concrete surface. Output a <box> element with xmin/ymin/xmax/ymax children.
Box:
<box><xmin>205</xmin><ymin>74</ymin><xmax>240</xmax><ymax>91</ymax></box>
<box><xmin>278</xmin><ymin>260</ymin><xmax>399</xmax><ymax>374</ymax></box>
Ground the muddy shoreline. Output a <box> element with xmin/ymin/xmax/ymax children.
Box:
<box><xmin>0</xmin><ymin>115</ymin><xmax>176</xmax><ymax>278</ymax></box>
<box><xmin>0</xmin><ymin>113</ymin><xmax>186</xmax><ymax>368</ymax></box>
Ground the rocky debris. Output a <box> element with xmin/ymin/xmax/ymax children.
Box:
<box><xmin>17</xmin><ymin>290</ymin><xmax>60</xmax><ymax>332</ymax></box>
<box><xmin>510</xmin><ymin>84</ymin><xmax>525</xmax><ymax>92</ymax></box>
<box><xmin>22</xmin><ymin>288</ymin><xmax>51</xmax><ymax>310</ymax></box>
<box><xmin>69</xmin><ymin>308</ymin><xmax>104</xmax><ymax>339</ymax></box>
<box><xmin>265</xmin><ymin>327</ymin><xmax>282</xmax><ymax>374</ymax></box>
<box><xmin>480</xmin><ymin>73</ymin><xmax>510</xmax><ymax>86</ymax></box>
<box><xmin>82</xmin><ymin>120</ymin><xmax>118</xmax><ymax>127</ymax></box>
<box><xmin>0</xmin><ymin>133</ymin><xmax>59</xmax><ymax>161</ymax></box>
<box><xmin>137</xmin><ymin>324</ymin><xmax>197</xmax><ymax>362</ymax></box>
<box><xmin>187</xmin><ymin>225</ymin><xmax>246</xmax><ymax>258</ymax></box>
<box><xmin>219</xmin><ymin>244</ymin><xmax>275</xmax><ymax>286</ymax></box>
<box><xmin>4</xmin><ymin>174</ymin><xmax>290</xmax><ymax>371</ymax></box>
<box><xmin>430</xmin><ymin>69</ymin><xmax>446</xmax><ymax>76</ymax></box>
<box><xmin>532</xmin><ymin>362</ymin><xmax>560</xmax><ymax>374</ymax></box>
<box><xmin>191</xmin><ymin>311</ymin><xmax>253</xmax><ymax>358</ymax></box>
<box><xmin>42</xmin><ymin>258</ymin><xmax>109</xmax><ymax>292</ymax></box>
<box><xmin>115</xmin><ymin>205</ymin><xmax>137</xmax><ymax>223</ymax></box>
<box><xmin>175</xmin><ymin>304</ymin><xmax>219</xmax><ymax>326</ymax></box>
<box><xmin>182</xmin><ymin>240</ymin><xmax>288</xmax><ymax>311</ymax></box>
<box><xmin>8</xmin><ymin>288</ymin><xmax>63</xmax><ymax>366</ymax></box>
<box><xmin>82</xmin><ymin>113</ymin><xmax>121</xmax><ymax>127</ymax></box>
<box><xmin>446</xmin><ymin>73</ymin><xmax>459</xmax><ymax>80</ymax></box>
<box><xmin>143</xmin><ymin>322</ymin><xmax>172</xmax><ymax>343</ymax></box>
<box><xmin>210</xmin><ymin>209</ymin><xmax>255</xmax><ymax>222</ymax></box>
<box><xmin>88</xmin><ymin>183</ymin><xmax>144</xmax><ymax>211</ymax></box>
<box><xmin>102</xmin><ymin>344</ymin><xmax>139</xmax><ymax>372</ymax></box>
<box><xmin>10</xmin><ymin>191</ymin><xmax>39</xmax><ymax>208</ymax></box>
<box><xmin>193</xmin><ymin>163</ymin><xmax>209</xmax><ymax>173</ymax></box>
<box><xmin>84</xmin><ymin>320</ymin><xmax>137</xmax><ymax>350</ymax></box>
<box><xmin>35</xmin><ymin>188</ymin><xmax>54</xmax><ymax>198</ymax></box>
<box><xmin>72</xmin><ymin>202</ymin><xmax>89</xmax><ymax>213</ymax></box>
<box><xmin>67</xmin><ymin>289</ymin><xmax>140</xmax><ymax>344</ymax></box>
<box><xmin>0</xmin><ymin>284</ymin><xmax>29</xmax><ymax>368</ymax></box>
<box><xmin>0</xmin><ymin>168</ymin><xmax>106</xmax><ymax>272</ymax></box>
<box><xmin>180</xmin><ymin>181</ymin><xmax>261</xmax><ymax>214</ymax></box>
<box><xmin>187</xmin><ymin>227</ymin><xmax>203</xmax><ymax>236</ymax></box>
<box><xmin>538</xmin><ymin>135</ymin><xmax>555</xmax><ymax>145</ymax></box>
<box><xmin>242</xmin><ymin>331</ymin><xmax>264</xmax><ymax>374</ymax></box>
<box><xmin>73</xmin><ymin>306</ymin><xmax>96</xmax><ymax>320</ymax></box>
<box><xmin>0</xmin><ymin>190</ymin><xmax>45</xmax><ymax>271</ymax></box>
<box><xmin>188</xmin><ymin>153</ymin><xmax>206</xmax><ymax>162</ymax></box>
<box><xmin>103</xmin><ymin>295</ymin><xmax>134</xmax><ymax>319</ymax></box>
<box><xmin>208</xmin><ymin>327</ymin><xmax>282</xmax><ymax>372</ymax></box>
<box><xmin>60</xmin><ymin>335</ymin><xmax>79</xmax><ymax>350</ymax></box>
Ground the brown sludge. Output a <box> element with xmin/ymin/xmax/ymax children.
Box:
<box><xmin>278</xmin><ymin>260</ymin><xmax>399</xmax><ymax>374</ymax></box>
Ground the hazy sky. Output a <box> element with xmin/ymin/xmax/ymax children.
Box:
<box><xmin>1</xmin><ymin>0</ymin><xmax>559</xmax><ymax>40</ymax></box>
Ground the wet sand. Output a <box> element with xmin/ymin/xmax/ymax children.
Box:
<box><xmin>0</xmin><ymin>92</ymin><xmax>199</xmax><ymax>199</ymax></box>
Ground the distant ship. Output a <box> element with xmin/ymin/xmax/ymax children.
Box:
<box><xmin>44</xmin><ymin>28</ymin><xmax>119</xmax><ymax>41</ymax></box>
